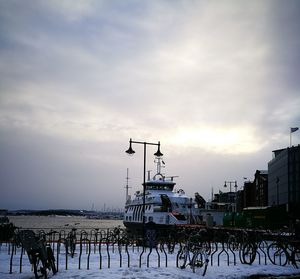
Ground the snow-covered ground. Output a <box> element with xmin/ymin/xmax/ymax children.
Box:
<box><xmin>1</xmin><ymin>242</ymin><xmax>300</xmax><ymax>279</ymax></box>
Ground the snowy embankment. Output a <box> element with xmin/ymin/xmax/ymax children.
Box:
<box><xmin>1</xmin><ymin>243</ymin><xmax>300</xmax><ymax>279</ymax></box>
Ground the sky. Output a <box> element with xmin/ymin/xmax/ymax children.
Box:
<box><xmin>0</xmin><ymin>0</ymin><xmax>300</xmax><ymax>210</ymax></box>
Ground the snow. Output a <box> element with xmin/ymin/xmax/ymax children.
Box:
<box><xmin>1</xmin><ymin>242</ymin><xmax>300</xmax><ymax>279</ymax></box>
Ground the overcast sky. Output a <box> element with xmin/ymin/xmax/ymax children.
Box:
<box><xmin>1</xmin><ymin>0</ymin><xmax>300</xmax><ymax>211</ymax></box>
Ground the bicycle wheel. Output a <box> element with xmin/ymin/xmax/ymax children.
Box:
<box><xmin>177</xmin><ymin>248</ymin><xmax>190</xmax><ymax>269</ymax></box>
<box><xmin>167</xmin><ymin>240</ymin><xmax>175</xmax><ymax>253</ymax></box>
<box><xmin>70</xmin><ymin>239</ymin><xmax>76</xmax><ymax>257</ymax></box>
<box><xmin>192</xmin><ymin>251</ymin><xmax>209</xmax><ymax>276</ymax></box>
<box><xmin>242</xmin><ymin>242</ymin><xmax>256</xmax><ymax>265</ymax></box>
<box><xmin>228</xmin><ymin>235</ymin><xmax>239</xmax><ymax>252</ymax></box>
<box><xmin>267</xmin><ymin>242</ymin><xmax>288</xmax><ymax>266</ymax></box>
<box><xmin>29</xmin><ymin>252</ymin><xmax>47</xmax><ymax>279</ymax></box>
<box><xmin>37</xmin><ymin>257</ymin><xmax>48</xmax><ymax>279</ymax></box>
<box><xmin>47</xmin><ymin>246</ymin><xmax>57</xmax><ymax>274</ymax></box>
<box><xmin>202</xmin><ymin>241</ymin><xmax>212</xmax><ymax>255</ymax></box>
<box><xmin>31</xmin><ymin>255</ymin><xmax>40</xmax><ymax>279</ymax></box>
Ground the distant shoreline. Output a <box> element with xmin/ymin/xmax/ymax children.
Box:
<box><xmin>8</xmin><ymin>215</ymin><xmax>124</xmax><ymax>231</ymax></box>
<box><xmin>5</xmin><ymin>209</ymin><xmax>123</xmax><ymax>218</ymax></box>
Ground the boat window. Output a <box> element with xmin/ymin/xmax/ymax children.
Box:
<box><xmin>138</xmin><ymin>206</ymin><xmax>142</xmax><ymax>221</ymax></box>
<box><xmin>140</xmin><ymin>206</ymin><xmax>143</xmax><ymax>221</ymax></box>
<box><xmin>145</xmin><ymin>182</ymin><xmax>175</xmax><ymax>191</ymax></box>
<box><xmin>134</xmin><ymin>206</ymin><xmax>138</xmax><ymax>221</ymax></box>
<box><xmin>133</xmin><ymin>207</ymin><xmax>138</xmax><ymax>221</ymax></box>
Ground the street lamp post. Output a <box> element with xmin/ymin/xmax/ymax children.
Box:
<box><xmin>125</xmin><ymin>138</ymin><xmax>163</xmax><ymax>239</ymax></box>
<box><xmin>224</xmin><ymin>180</ymin><xmax>237</xmax><ymax>211</ymax></box>
<box><xmin>224</xmin><ymin>180</ymin><xmax>237</xmax><ymax>193</ymax></box>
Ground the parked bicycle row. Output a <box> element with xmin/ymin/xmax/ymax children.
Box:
<box><xmin>3</xmin><ymin>226</ymin><xmax>300</xmax><ymax>278</ymax></box>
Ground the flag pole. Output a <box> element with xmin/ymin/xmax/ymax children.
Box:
<box><xmin>290</xmin><ymin>127</ymin><xmax>299</xmax><ymax>147</ymax></box>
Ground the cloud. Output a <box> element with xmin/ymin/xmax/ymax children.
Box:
<box><xmin>1</xmin><ymin>0</ymin><xmax>299</xmax><ymax>146</ymax></box>
<box><xmin>167</xmin><ymin>125</ymin><xmax>263</xmax><ymax>154</ymax></box>
<box><xmin>0</xmin><ymin>0</ymin><xmax>300</xmax><ymax>209</ymax></box>
<box><xmin>44</xmin><ymin>0</ymin><xmax>98</xmax><ymax>22</ymax></box>
<box><xmin>1</xmin><ymin>1</ymin><xmax>299</xmax><ymax>142</ymax></box>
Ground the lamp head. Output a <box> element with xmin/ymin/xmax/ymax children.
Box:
<box><xmin>224</xmin><ymin>182</ymin><xmax>227</xmax><ymax>188</ymax></box>
<box><xmin>154</xmin><ymin>142</ymin><xmax>163</xmax><ymax>157</ymax></box>
<box><xmin>125</xmin><ymin>139</ymin><xmax>135</xmax><ymax>155</ymax></box>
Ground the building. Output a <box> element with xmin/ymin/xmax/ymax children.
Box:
<box><xmin>243</xmin><ymin>181</ymin><xmax>256</xmax><ymax>208</ymax></box>
<box><xmin>240</xmin><ymin>170</ymin><xmax>268</xmax><ymax>209</ymax></box>
<box><xmin>254</xmin><ymin>170</ymin><xmax>268</xmax><ymax>207</ymax></box>
<box><xmin>235</xmin><ymin>189</ymin><xmax>244</xmax><ymax>212</ymax></box>
<box><xmin>268</xmin><ymin>145</ymin><xmax>300</xmax><ymax>219</ymax></box>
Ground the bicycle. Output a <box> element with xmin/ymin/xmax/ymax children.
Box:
<box><xmin>291</xmin><ymin>241</ymin><xmax>300</xmax><ymax>268</ymax></box>
<box><xmin>66</xmin><ymin>228</ymin><xmax>77</xmax><ymax>257</ymax></box>
<box><xmin>239</xmin><ymin>230</ymin><xmax>259</xmax><ymax>265</ymax></box>
<box><xmin>177</xmin><ymin>229</ymin><xmax>210</xmax><ymax>276</ymax></box>
<box><xmin>16</xmin><ymin>229</ymin><xmax>57</xmax><ymax>278</ymax></box>
<box><xmin>190</xmin><ymin>241</ymin><xmax>210</xmax><ymax>276</ymax></box>
<box><xmin>267</xmin><ymin>237</ymin><xmax>300</xmax><ymax>268</ymax></box>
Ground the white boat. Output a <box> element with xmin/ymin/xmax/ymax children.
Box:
<box><xmin>123</xmin><ymin>157</ymin><xmax>204</xmax><ymax>235</ymax></box>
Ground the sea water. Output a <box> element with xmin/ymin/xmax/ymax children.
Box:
<box><xmin>9</xmin><ymin>215</ymin><xmax>124</xmax><ymax>232</ymax></box>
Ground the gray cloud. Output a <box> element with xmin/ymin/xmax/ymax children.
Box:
<box><xmin>0</xmin><ymin>0</ymin><xmax>300</xmax><ymax>209</ymax></box>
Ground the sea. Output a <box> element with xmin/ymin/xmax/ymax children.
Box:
<box><xmin>9</xmin><ymin>215</ymin><xmax>124</xmax><ymax>233</ymax></box>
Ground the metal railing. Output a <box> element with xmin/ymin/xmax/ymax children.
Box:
<box><xmin>2</xmin><ymin>226</ymin><xmax>299</xmax><ymax>277</ymax></box>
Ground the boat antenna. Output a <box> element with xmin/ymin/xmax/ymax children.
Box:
<box><xmin>125</xmin><ymin>168</ymin><xmax>131</xmax><ymax>202</ymax></box>
<box><xmin>154</xmin><ymin>156</ymin><xmax>165</xmax><ymax>175</ymax></box>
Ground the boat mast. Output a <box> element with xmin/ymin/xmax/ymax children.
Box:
<box><xmin>125</xmin><ymin>168</ymin><xmax>131</xmax><ymax>202</ymax></box>
<box><xmin>155</xmin><ymin>156</ymin><xmax>164</xmax><ymax>175</ymax></box>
